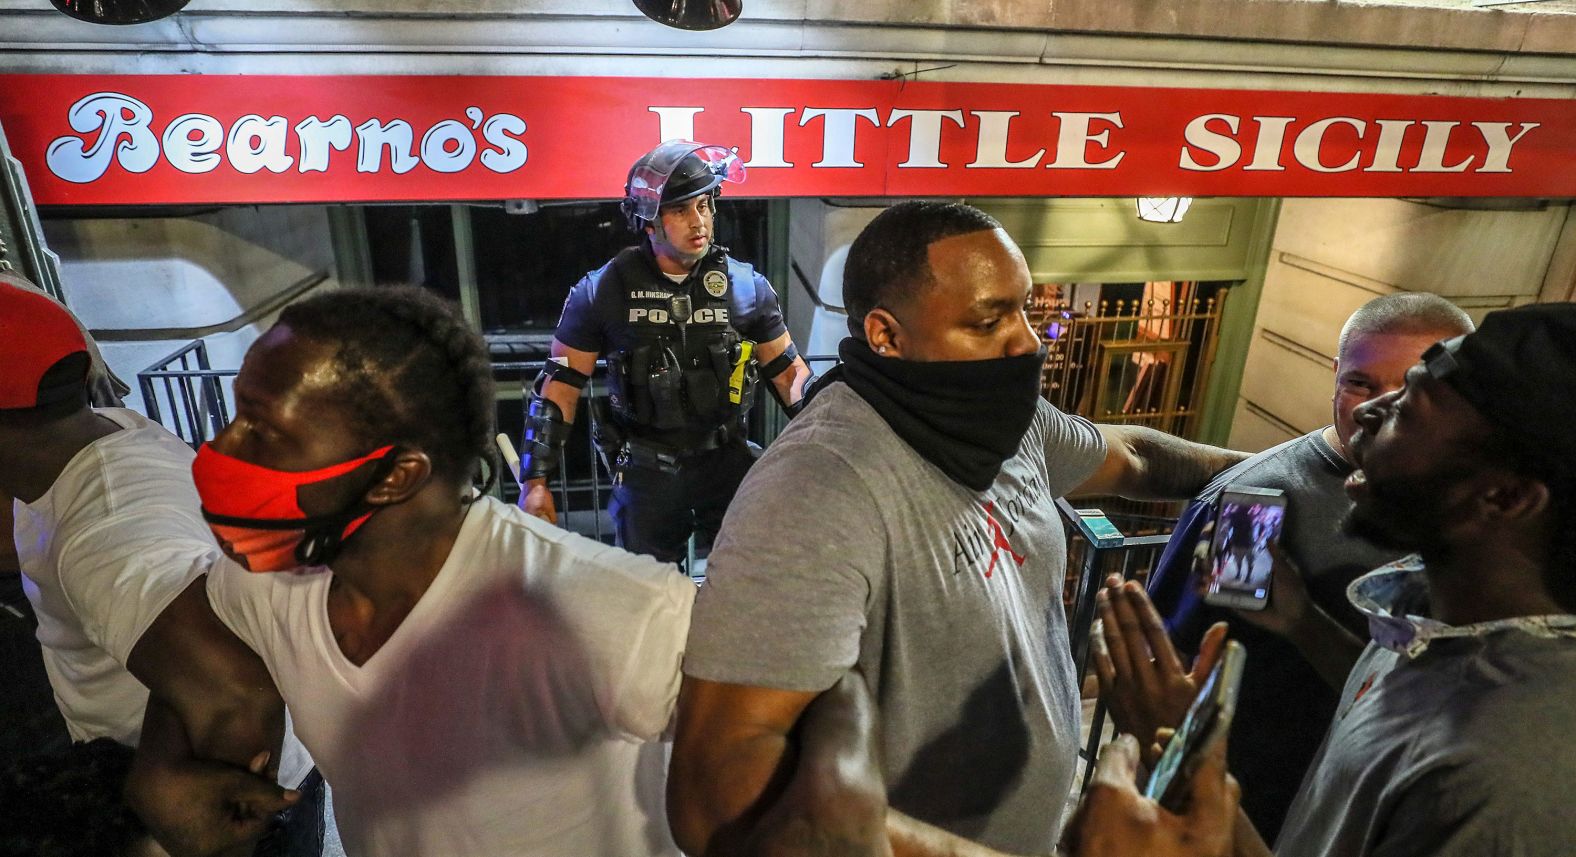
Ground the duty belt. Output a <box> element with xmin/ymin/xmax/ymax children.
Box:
<box><xmin>619</xmin><ymin>422</ymin><xmax>743</xmax><ymax>474</ymax></box>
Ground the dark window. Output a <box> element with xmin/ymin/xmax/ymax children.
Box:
<box><xmin>466</xmin><ymin>199</ymin><xmax>773</xmax><ymax>335</ymax></box>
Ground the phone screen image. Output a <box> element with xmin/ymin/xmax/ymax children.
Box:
<box><xmin>1205</xmin><ymin>487</ymin><xmax>1286</xmax><ymax>611</ymax></box>
<box><xmin>1145</xmin><ymin>640</ymin><xmax>1245</xmax><ymax>812</ymax></box>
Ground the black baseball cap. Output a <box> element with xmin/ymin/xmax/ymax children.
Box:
<box><xmin>1421</xmin><ymin>302</ymin><xmax>1576</xmax><ymax>479</ymax></box>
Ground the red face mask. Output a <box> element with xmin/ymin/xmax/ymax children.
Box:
<box><xmin>192</xmin><ymin>443</ymin><xmax>396</xmax><ymax>573</ymax></box>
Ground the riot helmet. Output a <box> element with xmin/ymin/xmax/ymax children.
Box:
<box><xmin>622</xmin><ymin>140</ymin><xmax>745</xmax><ymax>231</ymax></box>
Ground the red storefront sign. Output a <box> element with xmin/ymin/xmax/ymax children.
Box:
<box><xmin>0</xmin><ymin>74</ymin><xmax>1570</xmax><ymax>205</ymax></box>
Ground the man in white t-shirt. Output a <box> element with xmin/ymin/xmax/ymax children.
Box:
<box><xmin>205</xmin><ymin>486</ymin><xmax>692</xmax><ymax>855</ymax></box>
<box><xmin>126</xmin><ymin>285</ymin><xmax>691</xmax><ymax>857</ymax></box>
<box><xmin>0</xmin><ymin>278</ymin><xmax>316</xmax><ymax>853</ymax></box>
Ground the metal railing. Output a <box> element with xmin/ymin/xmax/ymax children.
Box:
<box><xmin>1058</xmin><ymin>497</ymin><xmax>1179</xmax><ymax>790</ymax></box>
<box><xmin>132</xmin><ymin>340</ymin><xmax>621</xmax><ymax>540</ymax></box>
<box><xmin>137</xmin><ymin>339</ymin><xmax>235</xmax><ymax>447</ymax></box>
<box><xmin>492</xmin><ymin>356</ymin><xmax>614</xmax><ymax>543</ymax></box>
<box><xmin>804</xmin><ymin>354</ymin><xmax>839</xmax><ymax>376</ymax></box>
<box><xmin>1034</xmin><ymin>290</ymin><xmax>1228</xmax><ymax>440</ymax></box>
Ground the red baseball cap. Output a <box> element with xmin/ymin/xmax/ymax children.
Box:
<box><xmin>0</xmin><ymin>277</ymin><xmax>90</xmax><ymax>410</ymax></box>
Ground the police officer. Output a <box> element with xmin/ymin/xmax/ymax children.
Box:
<box><xmin>518</xmin><ymin>140</ymin><xmax>812</xmax><ymax>564</ymax></box>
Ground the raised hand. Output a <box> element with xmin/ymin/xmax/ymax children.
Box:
<box><xmin>1093</xmin><ymin>576</ymin><xmax>1228</xmax><ymax>759</ymax></box>
<box><xmin>1225</xmin><ymin>542</ymin><xmax>1313</xmax><ymax>637</ymax></box>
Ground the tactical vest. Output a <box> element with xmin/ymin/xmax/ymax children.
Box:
<box><xmin>603</xmin><ymin>246</ymin><xmax>758</xmax><ymax>437</ymax></box>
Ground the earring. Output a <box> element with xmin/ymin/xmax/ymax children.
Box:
<box><xmin>877</xmin><ymin>346</ymin><xmax>888</xmax><ymax>354</ymax></box>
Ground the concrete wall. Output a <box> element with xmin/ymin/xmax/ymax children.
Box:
<box><xmin>2</xmin><ymin>1</ymin><xmax>1575</xmax><ymax>99</ymax></box>
<box><xmin>1229</xmin><ymin>197</ymin><xmax>1576</xmax><ymax>451</ymax></box>
<box><xmin>6</xmin><ymin>0</ymin><xmax>1576</xmax><ymax>62</ymax></box>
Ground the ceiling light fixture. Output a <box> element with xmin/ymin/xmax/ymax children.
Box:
<box><xmin>50</xmin><ymin>0</ymin><xmax>189</xmax><ymax>25</ymax></box>
<box><xmin>633</xmin><ymin>0</ymin><xmax>741</xmax><ymax>30</ymax></box>
<box><xmin>1136</xmin><ymin>197</ymin><xmax>1193</xmax><ymax>224</ymax></box>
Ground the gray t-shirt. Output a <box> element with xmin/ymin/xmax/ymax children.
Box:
<box><xmin>685</xmin><ymin>382</ymin><xmax>1107</xmax><ymax>852</ymax></box>
<box><xmin>1194</xmin><ymin>429</ymin><xmax>1390</xmax><ymax>637</ymax></box>
<box><xmin>1276</xmin><ymin>630</ymin><xmax>1576</xmax><ymax>857</ymax></box>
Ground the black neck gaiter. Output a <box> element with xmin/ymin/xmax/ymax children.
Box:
<box><xmin>819</xmin><ymin>337</ymin><xmax>1048</xmax><ymax>492</ymax></box>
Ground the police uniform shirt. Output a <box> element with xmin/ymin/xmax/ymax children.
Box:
<box><xmin>554</xmin><ymin>248</ymin><xmax>787</xmax><ymax>357</ymax></box>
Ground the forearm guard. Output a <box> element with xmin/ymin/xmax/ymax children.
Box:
<box><xmin>762</xmin><ymin>342</ymin><xmax>814</xmax><ymax>418</ymax></box>
<box><xmin>520</xmin><ymin>372</ymin><xmax>576</xmax><ymax>480</ymax></box>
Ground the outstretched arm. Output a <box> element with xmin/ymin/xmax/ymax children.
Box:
<box><xmin>1076</xmin><ymin>426</ymin><xmax>1249</xmax><ymax>500</ymax></box>
<box><xmin>1230</xmin><ymin>544</ymin><xmax>1366</xmax><ymax>692</ymax></box>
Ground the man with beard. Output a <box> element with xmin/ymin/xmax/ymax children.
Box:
<box><xmin>668</xmin><ymin>201</ymin><xmax>1248</xmax><ymax>857</ymax></box>
<box><xmin>1139</xmin><ymin>293</ymin><xmax>1473</xmax><ymax>841</ymax></box>
<box><xmin>518</xmin><ymin>141</ymin><xmax>811</xmax><ymax>565</ymax></box>
<box><xmin>1096</xmin><ymin>302</ymin><xmax>1576</xmax><ymax>857</ymax></box>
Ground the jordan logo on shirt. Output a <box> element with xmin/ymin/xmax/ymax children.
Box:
<box><xmin>952</xmin><ymin>479</ymin><xmax>1044</xmax><ymax>579</ymax></box>
<box><xmin>981</xmin><ymin>501</ymin><xmax>1026</xmax><ymax>579</ymax></box>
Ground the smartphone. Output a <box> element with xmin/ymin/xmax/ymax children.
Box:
<box><xmin>1144</xmin><ymin>640</ymin><xmax>1246</xmax><ymax>813</ymax></box>
<box><xmin>1202</xmin><ymin>486</ymin><xmax>1286</xmax><ymax>612</ymax></box>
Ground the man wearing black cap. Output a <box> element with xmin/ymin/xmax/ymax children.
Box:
<box><xmin>0</xmin><ymin>276</ymin><xmax>321</xmax><ymax>854</ymax></box>
<box><xmin>516</xmin><ymin>140</ymin><xmax>811</xmax><ymax>564</ymax></box>
<box><xmin>1098</xmin><ymin>302</ymin><xmax>1576</xmax><ymax>857</ymax></box>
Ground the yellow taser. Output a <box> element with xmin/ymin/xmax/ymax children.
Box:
<box><xmin>729</xmin><ymin>340</ymin><xmax>755</xmax><ymax>404</ymax></box>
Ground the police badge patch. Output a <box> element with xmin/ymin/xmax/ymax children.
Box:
<box><xmin>703</xmin><ymin>270</ymin><xmax>729</xmax><ymax>298</ymax></box>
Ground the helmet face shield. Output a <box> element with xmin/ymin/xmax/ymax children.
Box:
<box><xmin>624</xmin><ymin>141</ymin><xmax>745</xmax><ymax>228</ymax></box>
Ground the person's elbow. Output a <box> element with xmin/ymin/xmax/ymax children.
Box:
<box><xmin>665</xmin><ymin>713</ymin><xmax>784</xmax><ymax>855</ymax></box>
<box><xmin>667</xmin><ymin>693</ymin><xmax>737</xmax><ymax>857</ymax></box>
<box><xmin>1074</xmin><ymin>426</ymin><xmax>1148</xmax><ymax>497</ymax></box>
<box><xmin>183</xmin><ymin>669</ymin><xmax>285</xmax><ymax>766</ymax></box>
<box><xmin>668</xmin><ymin>677</ymin><xmax>821</xmax><ymax>855</ymax></box>
<box><xmin>666</xmin><ymin>735</ymin><xmax>722</xmax><ymax>856</ymax></box>
<box><xmin>748</xmin><ymin>751</ymin><xmax>888</xmax><ymax>857</ymax></box>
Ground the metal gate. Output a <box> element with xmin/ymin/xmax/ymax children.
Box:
<box><xmin>1034</xmin><ymin>282</ymin><xmax>1229</xmax><ymax>441</ymax></box>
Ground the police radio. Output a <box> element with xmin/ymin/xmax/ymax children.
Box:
<box><xmin>669</xmin><ymin>293</ymin><xmax>693</xmax><ymax>324</ymax></box>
